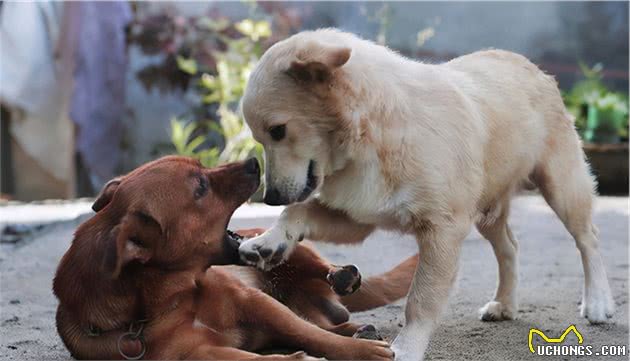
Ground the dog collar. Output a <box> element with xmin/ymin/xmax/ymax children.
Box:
<box><xmin>85</xmin><ymin>319</ymin><xmax>147</xmax><ymax>360</ymax></box>
<box><xmin>116</xmin><ymin>319</ymin><xmax>147</xmax><ymax>360</ymax></box>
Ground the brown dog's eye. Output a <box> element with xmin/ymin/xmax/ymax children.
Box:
<box><xmin>269</xmin><ymin>124</ymin><xmax>286</xmax><ymax>141</ymax></box>
<box><xmin>195</xmin><ymin>176</ymin><xmax>209</xmax><ymax>200</ymax></box>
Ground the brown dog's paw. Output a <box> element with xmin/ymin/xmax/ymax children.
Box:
<box><xmin>344</xmin><ymin>339</ymin><xmax>394</xmax><ymax>360</ymax></box>
<box><xmin>327</xmin><ymin>264</ymin><xmax>361</xmax><ymax>296</ymax></box>
<box><xmin>352</xmin><ymin>324</ymin><xmax>384</xmax><ymax>340</ymax></box>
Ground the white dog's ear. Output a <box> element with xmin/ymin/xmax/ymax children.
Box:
<box><xmin>286</xmin><ymin>43</ymin><xmax>351</xmax><ymax>84</ymax></box>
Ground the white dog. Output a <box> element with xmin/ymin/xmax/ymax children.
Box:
<box><xmin>238</xmin><ymin>29</ymin><xmax>614</xmax><ymax>361</ymax></box>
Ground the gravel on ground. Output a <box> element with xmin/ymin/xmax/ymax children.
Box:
<box><xmin>1</xmin><ymin>196</ymin><xmax>627</xmax><ymax>360</ymax></box>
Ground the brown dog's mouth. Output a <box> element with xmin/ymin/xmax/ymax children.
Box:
<box><xmin>297</xmin><ymin>160</ymin><xmax>318</xmax><ymax>202</ymax></box>
<box><xmin>239</xmin><ymin>158</ymin><xmax>262</xmax><ymax>200</ymax></box>
<box><xmin>225</xmin><ymin>229</ymin><xmax>244</xmax><ymax>244</ymax></box>
<box><xmin>221</xmin><ymin>229</ymin><xmax>245</xmax><ymax>265</ymax></box>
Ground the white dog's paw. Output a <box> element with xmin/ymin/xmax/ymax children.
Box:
<box><xmin>238</xmin><ymin>232</ymin><xmax>296</xmax><ymax>270</ymax></box>
<box><xmin>479</xmin><ymin>301</ymin><xmax>516</xmax><ymax>321</ymax></box>
<box><xmin>391</xmin><ymin>344</ymin><xmax>414</xmax><ymax>361</ymax></box>
<box><xmin>581</xmin><ymin>290</ymin><xmax>614</xmax><ymax>324</ymax></box>
<box><xmin>391</xmin><ymin>325</ymin><xmax>426</xmax><ymax>361</ymax></box>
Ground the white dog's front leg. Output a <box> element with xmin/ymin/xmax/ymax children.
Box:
<box><xmin>392</xmin><ymin>219</ymin><xmax>470</xmax><ymax>361</ymax></box>
<box><xmin>238</xmin><ymin>204</ymin><xmax>307</xmax><ymax>270</ymax></box>
<box><xmin>238</xmin><ymin>199</ymin><xmax>374</xmax><ymax>270</ymax></box>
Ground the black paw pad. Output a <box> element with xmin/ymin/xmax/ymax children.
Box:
<box><xmin>327</xmin><ymin>264</ymin><xmax>361</xmax><ymax>296</ymax></box>
<box><xmin>241</xmin><ymin>251</ymin><xmax>260</xmax><ymax>263</ymax></box>
<box><xmin>269</xmin><ymin>243</ymin><xmax>287</xmax><ymax>264</ymax></box>
<box><xmin>353</xmin><ymin>324</ymin><xmax>383</xmax><ymax>340</ymax></box>
<box><xmin>258</xmin><ymin>247</ymin><xmax>273</xmax><ymax>258</ymax></box>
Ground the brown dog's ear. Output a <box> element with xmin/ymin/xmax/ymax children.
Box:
<box><xmin>93</xmin><ymin>177</ymin><xmax>123</xmax><ymax>212</ymax></box>
<box><xmin>286</xmin><ymin>43</ymin><xmax>351</xmax><ymax>84</ymax></box>
<box><xmin>104</xmin><ymin>212</ymin><xmax>161</xmax><ymax>278</ymax></box>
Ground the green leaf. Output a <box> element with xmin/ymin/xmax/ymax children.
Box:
<box><xmin>197</xmin><ymin>17</ymin><xmax>230</xmax><ymax>32</ymax></box>
<box><xmin>202</xmin><ymin>91</ymin><xmax>222</xmax><ymax>104</ymax></box>
<box><xmin>207</xmin><ymin>122</ymin><xmax>224</xmax><ymax>135</ymax></box>
<box><xmin>200</xmin><ymin>73</ymin><xmax>217</xmax><ymax>90</ymax></box>
<box><xmin>171</xmin><ymin>118</ymin><xmax>186</xmax><ymax>154</ymax></box>
<box><xmin>235</xmin><ymin>19</ymin><xmax>271</xmax><ymax>41</ymax></box>
<box><xmin>176</xmin><ymin>56</ymin><xmax>198</xmax><ymax>75</ymax></box>
<box><xmin>253</xmin><ymin>20</ymin><xmax>271</xmax><ymax>41</ymax></box>
<box><xmin>185</xmin><ymin>136</ymin><xmax>206</xmax><ymax>154</ymax></box>
<box><xmin>199</xmin><ymin>148</ymin><xmax>220</xmax><ymax>168</ymax></box>
<box><xmin>182</xmin><ymin>122</ymin><xmax>196</xmax><ymax>144</ymax></box>
<box><xmin>235</xmin><ymin>19</ymin><xmax>254</xmax><ymax>37</ymax></box>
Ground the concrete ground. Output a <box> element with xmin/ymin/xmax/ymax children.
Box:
<box><xmin>1</xmin><ymin>196</ymin><xmax>628</xmax><ymax>360</ymax></box>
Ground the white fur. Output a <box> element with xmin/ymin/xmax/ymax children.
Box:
<box><xmin>239</xmin><ymin>29</ymin><xmax>615</xmax><ymax>361</ymax></box>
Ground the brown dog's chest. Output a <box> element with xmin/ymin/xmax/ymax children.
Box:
<box><xmin>144</xmin><ymin>268</ymin><xmax>268</xmax><ymax>354</ymax></box>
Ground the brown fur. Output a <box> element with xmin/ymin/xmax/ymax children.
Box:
<box><xmin>53</xmin><ymin>156</ymin><xmax>413</xmax><ymax>360</ymax></box>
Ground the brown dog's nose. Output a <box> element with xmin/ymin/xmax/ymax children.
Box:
<box><xmin>245</xmin><ymin>158</ymin><xmax>260</xmax><ymax>176</ymax></box>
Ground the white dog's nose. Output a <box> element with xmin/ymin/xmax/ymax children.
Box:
<box><xmin>263</xmin><ymin>187</ymin><xmax>287</xmax><ymax>205</ymax></box>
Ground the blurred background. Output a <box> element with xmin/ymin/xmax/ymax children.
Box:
<box><xmin>0</xmin><ymin>1</ymin><xmax>628</xmax><ymax>202</ymax></box>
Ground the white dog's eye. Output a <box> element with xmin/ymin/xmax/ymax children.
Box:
<box><xmin>269</xmin><ymin>124</ymin><xmax>286</xmax><ymax>141</ymax></box>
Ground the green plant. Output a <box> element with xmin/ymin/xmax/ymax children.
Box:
<box><xmin>586</xmin><ymin>93</ymin><xmax>629</xmax><ymax>142</ymax></box>
<box><xmin>128</xmin><ymin>3</ymin><xmax>301</xmax><ymax>173</ymax></box>
<box><xmin>170</xmin><ymin>119</ymin><xmax>220</xmax><ymax>167</ymax></box>
<box><xmin>594</xmin><ymin>92</ymin><xmax>629</xmax><ymax>115</ymax></box>
<box><xmin>564</xmin><ymin>63</ymin><xmax>629</xmax><ymax>142</ymax></box>
<box><xmin>564</xmin><ymin>63</ymin><xmax>603</xmax><ymax>130</ymax></box>
<box><xmin>170</xmin><ymin>16</ymin><xmax>269</xmax><ymax>168</ymax></box>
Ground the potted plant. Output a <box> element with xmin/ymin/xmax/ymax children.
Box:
<box><xmin>584</xmin><ymin>93</ymin><xmax>628</xmax><ymax>144</ymax></box>
<box><xmin>564</xmin><ymin>63</ymin><xmax>629</xmax><ymax>194</ymax></box>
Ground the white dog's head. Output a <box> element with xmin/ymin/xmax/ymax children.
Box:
<box><xmin>242</xmin><ymin>30</ymin><xmax>353</xmax><ymax>205</ymax></box>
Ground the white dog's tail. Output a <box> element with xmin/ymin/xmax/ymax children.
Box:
<box><xmin>341</xmin><ymin>254</ymin><xmax>418</xmax><ymax>312</ymax></box>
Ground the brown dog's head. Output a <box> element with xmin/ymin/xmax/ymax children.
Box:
<box><xmin>242</xmin><ymin>29</ymin><xmax>354</xmax><ymax>205</ymax></box>
<box><xmin>92</xmin><ymin>156</ymin><xmax>260</xmax><ymax>277</ymax></box>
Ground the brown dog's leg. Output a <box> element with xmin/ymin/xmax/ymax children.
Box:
<box><xmin>296</xmin><ymin>305</ymin><xmax>379</xmax><ymax>339</ymax></box>
<box><xmin>236</xmin><ymin>229</ymin><xmax>375</xmax><ymax>338</ymax></box>
<box><xmin>237</xmin><ymin>288</ymin><xmax>393</xmax><ymax>360</ymax></box>
<box><xmin>263</xmin><ymin>241</ymin><xmax>362</xmax><ymax>327</ymax></box>
<box><xmin>186</xmin><ymin>345</ymin><xmax>317</xmax><ymax>360</ymax></box>
<box><xmin>324</xmin><ymin>322</ymin><xmax>363</xmax><ymax>336</ymax></box>
<box><xmin>197</xmin><ymin>268</ymin><xmax>392</xmax><ymax>360</ymax></box>
<box><xmin>236</xmin><ymin>229</ymin><xmax>362</xmax><ymax>297</ymax></box>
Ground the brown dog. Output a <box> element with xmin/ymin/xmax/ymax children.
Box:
<box><xmin>53</xmin><ymin>156</ymin><xmax>417</xmax><ymax>360</ymax></box>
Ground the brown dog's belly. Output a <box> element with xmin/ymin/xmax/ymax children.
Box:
<box><xmin>191</xmin><ymin>318</ymin><xmax>270</xmax><ymax>351</ymax></box>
